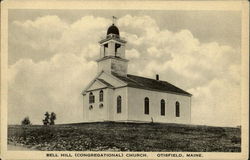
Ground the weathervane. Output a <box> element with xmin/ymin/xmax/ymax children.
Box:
<box><xmin>112</xmin><ymin>16</ymin><xmax>117</xmax><ymax>25</ymax></box>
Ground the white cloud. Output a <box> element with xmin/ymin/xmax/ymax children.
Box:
<box><xmin>8</xmin><ymin>53</ymin><xmax>97</xmax><ymax>124</ymax></box>
<box><xmin>8</xmin><ymin>15</ymin><xmax>241</xmax><ymax>126</ymax></box>
<box><xmin>126</xmin><ymin>49</ymin><xmax>140</xmax><ymax>59</ymax></box>
<box><xmin>189</xmin><ymin>78</ymin><xmax>241</xmax><ymax>126</ymax></box>
<box><xmin>119</xmin><ymin>15</ymin><xmax>241</xmax><ymax>126</ymax></box>
<box><xmin>10</xmin><ymin>15</ymin><xmax>110</xmax><ymax>61</ymax></box>
<box><xmin>52</xmin><ymin>16</ymin><xmax>110</xmax><ymax>54</ymax></box>
<box><xmin>12</xmin><ymin>15</ymin><xmax>67</xmax><ymax>50</ymax></box>
<box><xmin>118</xmin><ymin>15</ymin><xmax>159</xmax><ymax>36</ymax></box>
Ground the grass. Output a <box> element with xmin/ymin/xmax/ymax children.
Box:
<box><xmin>8</xmin><ymin>122</ymin><xmax>241</xmax><ymax>152</ymax></box>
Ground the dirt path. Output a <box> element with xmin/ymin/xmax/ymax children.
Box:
<box><xmin>8</xmin><ymin>144</ymin><xmax>37</xmax><ymax>151</ymax></box>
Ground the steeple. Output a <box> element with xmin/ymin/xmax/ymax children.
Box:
<box><xmin>96</xmin><ymin>17</ymin><xmax>128</xmax><ymax>76</ymax></box>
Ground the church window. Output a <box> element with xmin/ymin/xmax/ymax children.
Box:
<box><xmin>89</xmin><ymin>105</ymin><xmax>93</xmax><ymax>110</ymax></box>
<box><xmin>99</xmin><ymin>103</ymin><xmax>104</xmax><ymax>108</ymax></box>
<box><xmin>144</xmin><ymin>97</ymin><xmax>149</xmax><ymax>115</ymax></box>
<box><xmin>176</xmin><ymin>101</ymin><xmax>180</xmax><ymax>117</ymax></box>
<box><xmin>161</xmin><ymin>99</ymin><xmax>165</xmax><ymax>116</ymax></box>
<box><xmin>89</xmin><ymin>92</ymin><xmax>95</xmax><ymax>103</ymax></box>
<box><xmin>117</xmin><ymin>96</ymin><xmax>122</xmax><ymax>113</ymax></box>
<box><xmin>99</xmin><ymin>90</ymin><xmax>103</xmax><ymax>102</ymax></box>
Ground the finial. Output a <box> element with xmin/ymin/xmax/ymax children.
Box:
<box><xmin>112</xmin><ymin>16</ymin><xmax>117</xmax><ymax>25</ymax></box>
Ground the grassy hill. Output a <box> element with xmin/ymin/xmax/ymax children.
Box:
<box><xmin>8</xmin><ymin>122</ymin><xmax>241</xmax><ymax>152</ymax></box>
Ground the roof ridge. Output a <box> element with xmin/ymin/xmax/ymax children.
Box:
<box><xmin>127</xmin><ymin>74</ymin><xmax>166</xmax><ymax>82</ymax></box>
<box><xmin>128</xmin><ymin>74</ymin><xmax>178</xmax><ymax>86</ymax></box>
<box><xmin>127</xmin><ymin>74</ymin><xmax>191</xmax><ymax>95</ymax></box>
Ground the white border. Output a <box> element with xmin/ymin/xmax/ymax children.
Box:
<box><xmin>1</xmin><ymin>0</ymin><xmax>249</xmax><ymax>159</ymax></box>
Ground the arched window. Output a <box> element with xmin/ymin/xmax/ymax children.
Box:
<box><xmin>176</xmin><ymin>101</ymin><xmax>180</xmax><ymax>117</ymax></box>
<box><xmin>89</xmin><ymin>92</ymin><xmax>95</xmax><ymax>103</ymax></box>
<box><xmin>117</xmin><ymin>96</ymin><xmax>122</xmax><ymax>113</ymax></box>
<box><xmin>144</xmin><ymin>97</ymin><xmax>149</xmax><ymax>114</ymax></box>
<box><xmin>99</xmin><ymin>90</ymin><xmax>103</xmax><ymax>102</ymax></box>
<box><xmin>161</xmin><ymin>99</ymin><xmax>165</xmax><ymax>116</ymax></box>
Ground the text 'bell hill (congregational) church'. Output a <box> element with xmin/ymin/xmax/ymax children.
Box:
<box><xmin>81</xmin><ymin>21</ymin><xmax>192</xmax><ymax>124</ymax></box>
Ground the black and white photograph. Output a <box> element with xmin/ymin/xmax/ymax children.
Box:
<box><xmin>1</xmin><ymin>0</ymin><xmax>249</xmax><ymax>159</ymax></box>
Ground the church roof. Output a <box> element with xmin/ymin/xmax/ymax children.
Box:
<box><xmin>112</xmin><ymin>73</ymin><xmax>192</xmax><ymax>96</ymax></box>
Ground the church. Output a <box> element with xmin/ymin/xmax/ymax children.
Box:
<box><xmin>81</xmin><ymin>22</ymin><xmax>192</xmax><ymax>124</ymax></box>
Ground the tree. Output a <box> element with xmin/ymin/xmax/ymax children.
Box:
<box><xmin>43</xmin><ymin>112</ymin><xmax>50</xmax><ymax>125</ymax></box>
<box><xmin>42</xmin><ymin>112</ymin><xmax>57</xmax><ymax>125</ymax></box>
<box><xmin>50</xmin><ymin>112</ymin><xmax>56</xmax><ymax>125</ymax></box>
<box><xmin>21</xmin><ymin>117</ymin><xmax>31</xmax><ymax>125</ymax></box>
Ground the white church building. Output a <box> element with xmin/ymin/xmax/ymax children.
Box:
<box><xmin>82</xmin><ymin>22</ymin><xmax>192</xmax><ymax>124</ymax></box>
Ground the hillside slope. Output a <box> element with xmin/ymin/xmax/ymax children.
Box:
<box><xmin>8</xmin><ymin>122</ymin><xmax>241</xmax><ymax>151</ymax></box>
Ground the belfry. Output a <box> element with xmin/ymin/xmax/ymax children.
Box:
<box><xmin>97</xmin><ymin>23</ymin><xmax>128</xmax><ymax>76</ymax></box>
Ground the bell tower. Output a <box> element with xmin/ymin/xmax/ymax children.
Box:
<box><xmin>96</xmin><ymin>18</ymin><xmax>128</xmax><ymax>76</ymax></box>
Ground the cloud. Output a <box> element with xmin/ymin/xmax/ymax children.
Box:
<box><xmin>189</xmin><ymin>78</ymin><xmax>241</xmax><ymax>126</ymax></box>
<box><xmin>118</xmin><ymin>15</ymin><xmax>159</xmax><ymax>36</ymax></box>
<box><xmin>9</xmin><ymin>15</ymin><xmax>110</xmax><ymax>64</ymax></box>
<box><xmin>8</xmin><ymin>53</ymin><xmax>97</xmax><ymax>124</ymax></box>
<box><xmin>8</xmin><ymin>15</ymin><xmax>241</xmax><ymax>126</ymax></box>
<box><xmin>126</xmin><ymin>49</ymin><xmax>140</xmax><ymax>59</ymax></box>
<box><xmin>120</xmin><ymin>15</ymin><xmax>241</xmax><ymax>126</ymax></box>
<box><xmin>12</xmin><ymin>15</ymin><xmax>67</xmax><ymax>50</ymax></box>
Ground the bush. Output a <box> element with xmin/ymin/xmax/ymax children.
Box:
<box><xmin>21</xmin><ymin>117</ymin><xmax>31</xmax><ymax>125</ymax></box>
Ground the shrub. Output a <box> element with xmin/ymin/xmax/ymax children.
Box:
<box><xmin>21</xmin><ymin>117</ymin><xmax>31</xmax><ymax>125</ymax></box>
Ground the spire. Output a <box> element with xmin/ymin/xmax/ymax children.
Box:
<box><xmin>112</xmin><ymin>16</ymin><xmax>117</xmax><ymax>25</ymax></box>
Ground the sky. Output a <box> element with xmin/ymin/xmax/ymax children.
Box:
<box><xmin>8</xmin><ymin>9</ymin><xmax>242</xmax><ymax>127</ymax></box>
